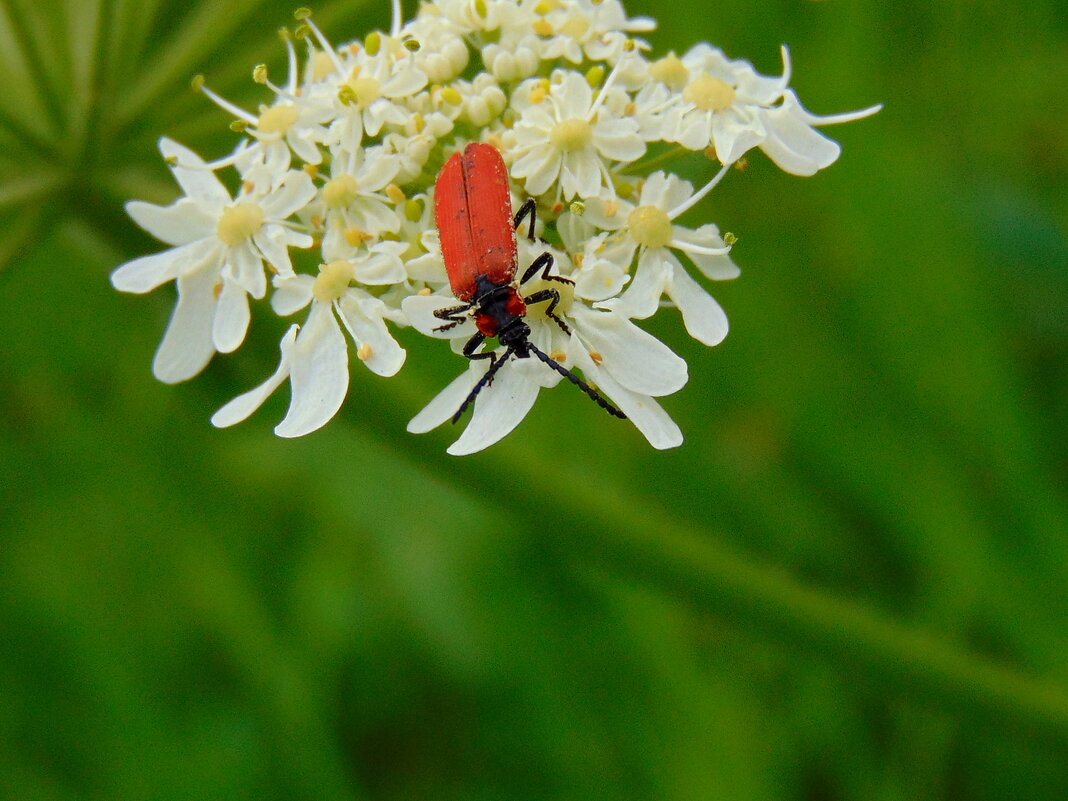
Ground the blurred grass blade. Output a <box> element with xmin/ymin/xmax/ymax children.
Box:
<box><xmin>110</xmin><ymin>0</ymin><xmax>273</xmax><ymax>134</ymax></box>
<box><xmin>61</xmin><ymin>0</ymin><xmax>104</xmax><ymax>149</ymax></box>
<box><xmin>0</xmin><ymin>1</ymin><xmax>62</xmax><ymax>141</ymax></box>
<box><xmin>3</xmin><ymin>0</ymin><xmax>70</xmax><ymax>132</ymax></box>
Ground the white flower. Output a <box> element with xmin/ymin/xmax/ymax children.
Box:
<box><xmin>535</xmin><ymin>0</ymin><xmax>655</xmax><ymax>65</ymax></box>
<box><xmin>194</xmin><ymin>39</ymin><xmax>334</xmax><ymax>170</ymax></box>
<box><xmin>508</xmin><ymin>67</ymin><xmax>644</xmax><ymax>200</ymax></box>
<box><xmin>111</xmin><ymin>138</ymin><xmax>315</xmax><ymax>381</ymax></box>
<box><xmin>402</xmin><ymin>239</ymin><xmax>687</xmax><ymax>454</ymax></box>
<box><xmin>314</xmin><ymin>144</ymin><xmax>403</xmax><ymax>261</ymax></box>
<box><xmin>212</xmin><ymin>256</ymin><xmax>407</xmax><ymax>437</ymax></box>
<box><xmin>652</xmin><ymin>45</ymin><xmax>881</xmax><ymax>173</ymax></box>
<box><xmin>330</xmin><ymin>43</ymin><xmax>428</xmax><ymax>144</ymax></box>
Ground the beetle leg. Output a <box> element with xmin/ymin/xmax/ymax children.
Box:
<box><xmin>512</xmin><ymin>198</ymin><xmax>538</xmax><ymax>242</ymax></box>
<box><xmin>523</xmin><ymin>288</ymin><xmax>572</xmax><ymax>336</ymax></box>
<box><xmin>520</xmin><ymin>251</ymin><xmax>575</xmax><ymax>288</ymax></box>
<box><xmin>433</xmin><ymin>302</ymin><xmax>473</xmax><ymax>332</ymax></box>
<box><xmin>452</xmin><ymin>347</ymin><xmax>515</xmax><ymax>423</ymax></box>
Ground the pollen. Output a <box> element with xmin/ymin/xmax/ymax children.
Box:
<box><xmin>344</xmin><ymin>226</ymin><xmax>368</xmax><ymax>247</ymax></box>
<box><xmin>649</xmin><ymin>53</ymin><xmax>689</xmax><ymax>90</ymax></box>
<box><xmin>549</xmin><ymin>350</ymin><xmax>567</xmax><ymax>362</ymax></box>
<box><xmin>683</xmin><ymin>74</ymin><xmax>736</xmax><ymax>112</ymax></box>
<box><xmin>386</xmin><ymin>183</ymin><xmax>406</xmax><ymax>204</ymax></box>
<box><xmin>313</xmin><ymin>260</ymin><xmax>355</xmax><ymax>303</ymax></box>
<box><xmin>589</xmin><ymin>350</ymin><xmax>604</xmax><ymax>365</ymax></box>
<box><xmin>628</xmin><ymin>205</ymin><xmax>673</xmax><ymax>249</ymax></box>
<box><xmin>323</xmin><ymin>174</ymin><xmax>359</xmax><ymax>208</ymax></box>
<box><xmin>549</xmin><ymin>118</ymin><xmax>593</xmax><ymax>152</ymax></box>
<box><xmin>533</xmin><ymin>19</ymin><xmax>554</xmax><ymax>36</ymax></box>
<box><xmin>440</xmin><ymin>86</ymin><xmax>463</xmax><ymax>105</ymax></box>
<box><xmin>216</xmin><ymin>203</ymin><xmax>265</xmax><ymax>246</ymax></box>
<box><xmin>356</xmin><ymin>343</ymin><xmax>373</xmax><ymax>360</ymax></box>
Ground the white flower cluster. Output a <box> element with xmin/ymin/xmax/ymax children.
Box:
<box><xmin>112</xmin><ymin>1</ymin><xmax>879</xmax><ymax>455</ymax></box>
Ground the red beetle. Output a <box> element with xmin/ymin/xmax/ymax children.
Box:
<box><xmin>432</xmin><ymin>142</ymin><xmax>626</xmax><ymax>423</ymax></box>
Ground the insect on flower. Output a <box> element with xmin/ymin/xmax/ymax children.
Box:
<box><xmin>432</xmin><ymin>142</ymin><xmax>627</xmax><ymax>423</ymax></box>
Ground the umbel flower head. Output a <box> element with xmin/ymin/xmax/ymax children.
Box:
<box><xmin>112</xmin><ymin>1</ymin><xmax>880</xmax><ymax>454</ymax></box>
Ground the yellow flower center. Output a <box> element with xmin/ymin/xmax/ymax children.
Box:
<box><xmin>216</xmin><ymin>203</ymin><xmax>265</xmax><ymax>246</ymax></box>
<box><xmin>549</xmin><ymin>118</ymin><xmax>593</xmax><ymax>153</ymax></box>
<box><xmin>683</xmin><ymin>75</ymin><xmax>736</xmax><ymax>112</ymax></box>
<box><xmin>559</xmin><ymin>17</ymin><xmax>590</xmax><ymax>39</ymax></box>
<box><xmin>649</xmin><ymin>53</ymin><xmax>690</xmax><ymax>90</ymax></box>
<box><xmin>348</xmin><ymin>75</ymin><xmax>382</xmax><ymax>108</ymax></box>
<box><xmin>256</xmin><ymin>103</ymin><xmax>300</xmax><ymax>134</ymax></box>
<box><xmin>323</xmin><ymin>174</ymin><xmax>360</xmax><ymax>209</ymax></box>
<box><xmin>313</xmin><ymin>260</ymin><xmax>356</xmax><ymax>303</ymax></box>
<box><xmin>628</xmin><ymin>205</ymin><xmax>673</xmax><ymax>249</ymax></box>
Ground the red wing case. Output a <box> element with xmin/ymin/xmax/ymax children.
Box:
<box><xmin>435</xmin><ymin>142</ymin><xmax>518</xmax><ymax>300</ymax></box>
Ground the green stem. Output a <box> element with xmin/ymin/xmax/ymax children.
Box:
<box><xmin>376</xmin><ymin>403</ymin><xmax>1068</xmax><ymax>743</ymax></box>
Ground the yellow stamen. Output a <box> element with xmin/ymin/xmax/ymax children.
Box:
<box><xmin>312</xmin><ymin>260</ymin><xmax>355</xmax><ymax>303</ymax></box>
<box><xmin>683</xmin><ymin>74</ymin><xmax>736</xmax><ymax>112</ymax></box>
<box><xmin>549</xmin><ymin>118</ymin><xmax>593</xmax><ymax>152</ymax></box>
<box><xmin>256</xmin><ymin>103</ymin><xmax>300</xmax><ymax>134</ymax></box>
<box><xmin>323</xmin><ymin>174</ymin><xmax>359</xmax><ymax>209</ymax></box>
<box><xmin>627</xmin><ymin>205</ymin><xmax>673</xmax><ymax>249</ymax></box>
<box><xmin>357</xmin><ymin>343</ymin><xmax>373</xmax><ymax>360</ymax></box>
<box><xmin>216</xmin><ymin>203</ymin><xmax>264</xmax><ymax>246</ymax></box>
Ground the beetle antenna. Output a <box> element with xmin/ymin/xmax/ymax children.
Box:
<box><xmin>527</xmin><ymin>344</ymin><xmax>627</xmax><ymax>419</ymax></box>
<box><xmin>452</xmin><ymin>349</ymin><xmax>515</xmax><ymax>423</ymax></box>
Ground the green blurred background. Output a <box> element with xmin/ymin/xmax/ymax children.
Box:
<box><xmin>2</xmin><ymin>0</ymin><xmax>1066</xmax><ymax>798</ymax></box>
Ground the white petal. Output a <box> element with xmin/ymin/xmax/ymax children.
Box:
<box><xmin>271</xmin><ymin>274</ymin><xmax>314</xmax><ymax>316</ymax></box>
<box><xmin>253</xmin><ymin>226</ymin><xmax>294</xmax><ymax>276</ymax></box>
<box><xmin>408</xmin><ymin>366</ymin><xmax>482</xmax><ymax>434</ymax></box>
<box><xmin>712</xmin><ymin>112</ymin><xmax>767</xmax><ymax>166</ymax></box>
<box><xmin>570</xmin><ymin>306</ymin><xmax>688</xmax><ymax>396</ymax></box>
<box><xmin>401</xmin><ymin>294</ymin><xmax>474</xmax><ymax>339</ymax></box>
<box><xmin>573</xmin><ymin>256</ymin><xmax>629</xmax><ymax>302</ymax></box>
<box><xmin>126</xmin><ymin>199</ymin><xmax>215</xmax><ymax>246</ymax></box>
<box><xmin>568</xmin><ymin>342</ymin><xmax>683</xmax><ymax>450</ymax></box>
<box><xmin>668</xmin><ymin>263</ymin><xmax>730</xmax><ymax>346</ymax></box>
<box><xmin>553</xmin><ymin>72</ymin><xmax>594</xmax><ymax>118</ymax></box>
<box><xmin>592</xmin><ymin>120</ymin><xmax>645</xmax><ymax>162</ymax></box>
<box><xmin>447</xmin><ymin>362</ymin><xmax>540</xmax><ymax>456</ymax></box>
<box><xmin>262</xmin><ymin>170</ymin><xmax>317</xmax><ymax>218</ymax></box>
<box><xmin>212</xmin><ymin>280</ymin><xmax>251</xmax><ymax>353</ymax></box>
<box><xmin>383</xmin><ymin>66</ymin><xmax>428</xmax><ymax>98</ymax></box>
<box><xmin>354</xmin><ymin>246</ymin><xmax>407</xmax><ymax>285</ymax></box>
<box><xmin>757</xmin><ymin>97</ymin><xmax>842</xmax><ymax>175</ymax></box>
<box><xmin>288</xmin><ymin>132</ymin><xmax>323</xmax><ymax>166</ymax></box>
<box><xmin>616</xmin><ymin>246</ymin><xmax>672</xmax><ymax>318</ymax></box>
<box><xmin>512</xmin><ymin>146</ymin><xmax>562</xmax><ymax>196</ymax></box>
<box><xmin>671</xmin><ymin>224</ymin><xmax>740</xmax><ymax>280</ymax></box>
<box><xmin>275</xmin><ymin>303</ymin><xmax>349</xmax><ymax>438</ymax></box>
<box><xmin>152</xmin><ymin>266</ymin><xmax>218</xmax><ymax>383</ymax></box>
<box><xmin>211</xmin><ymin>326</ymin><xmax>298</xmax><ymax>428</ymax></box>
<box><xmin>229</xmin><ymin>244</ymin><xmax>267</xmax><ymax>298</ymax></box>
<box><xmin>561</xmin><ymin>150</ymin><xmax>601</xmax><ymax>198</ymax></box>
<box><xmin>337</xmin><ymin>293</ymin><xmax>407</xmax><ymax>377</ymax></box>
<box><xmin>159</xmin><ymin>138</ymin><xmax>230</xmax><ymax>208</ymax></box>
<box><xmin>111</xmin><ymin>238</ymin><xmax>216</xmax><ymax>294</ymax></box>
